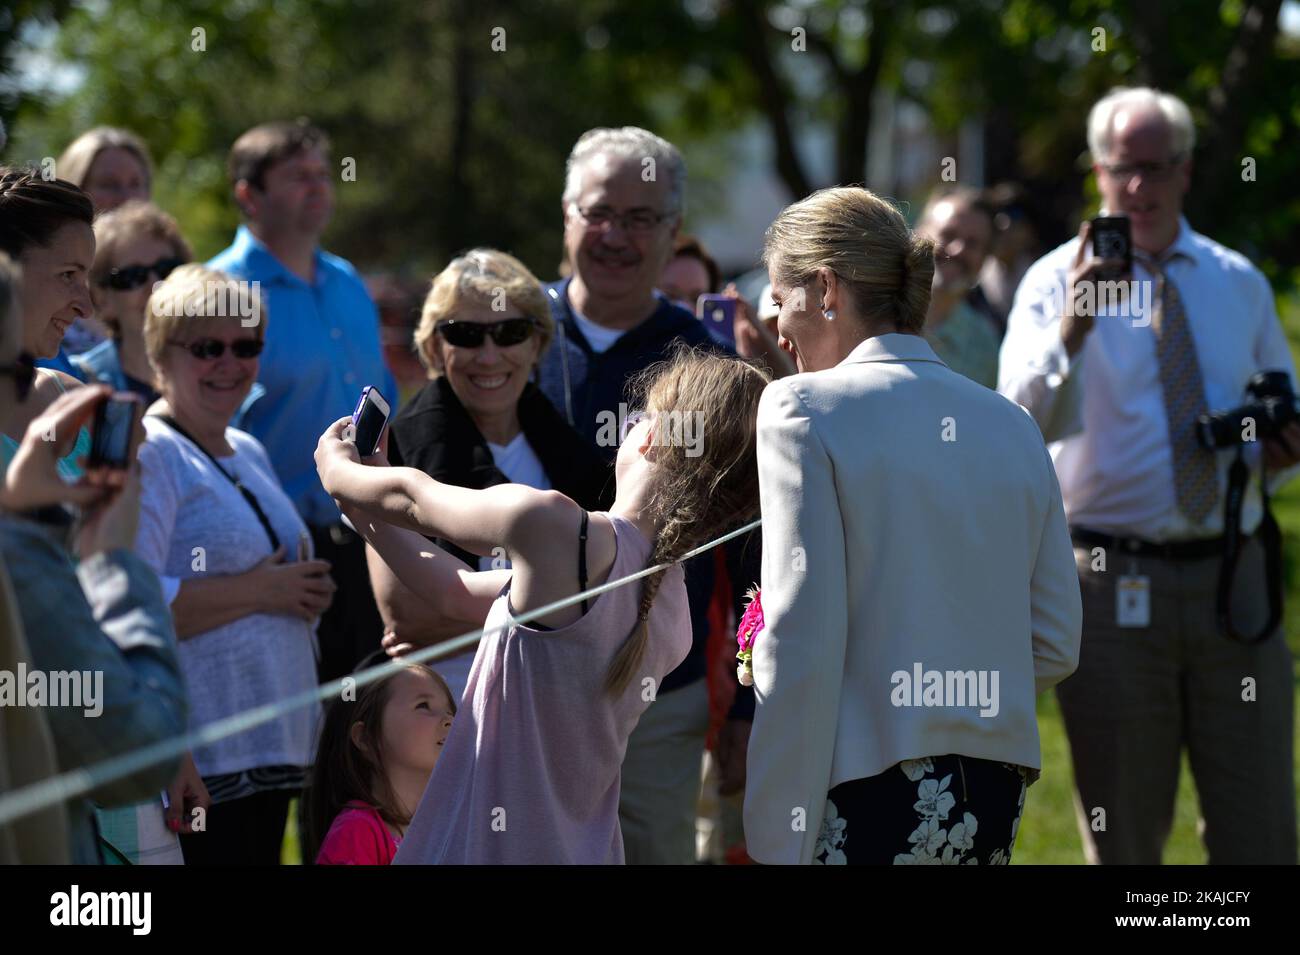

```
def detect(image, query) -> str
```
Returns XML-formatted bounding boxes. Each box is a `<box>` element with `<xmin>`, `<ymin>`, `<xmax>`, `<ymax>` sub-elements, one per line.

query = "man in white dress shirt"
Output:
<box><xmin>999</xmin><ymin>86</ymin><xmax>1299</xmax><ymax>864</ymax></box>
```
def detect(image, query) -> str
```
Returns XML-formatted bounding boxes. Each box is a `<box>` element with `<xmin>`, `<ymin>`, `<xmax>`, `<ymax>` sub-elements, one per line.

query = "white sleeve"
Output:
<box><xmin>134</xmin><ymin>436</ymin><xmax>181</xmax><ymax>577</ymax></box>
<box><xmin>1029</xmin><ymin>444</ymin><xmax>1083</xmax><ymax>695</ymax></box>
<box><xmin>743</xmin><ymin>380</ymin><xmax>848</xmax><ymax>865</ymax></box>
<box><xmin>998</xmin><ymin>255</ymin><xmax>1085</xmax><ymax>443</ymax></box>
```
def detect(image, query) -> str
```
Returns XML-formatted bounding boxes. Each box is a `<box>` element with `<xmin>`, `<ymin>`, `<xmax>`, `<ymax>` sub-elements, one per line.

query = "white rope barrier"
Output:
<box><xmin>0</xmin><ymin>516</ymin><xmax>762</xmax><ymax>828</ymax></box>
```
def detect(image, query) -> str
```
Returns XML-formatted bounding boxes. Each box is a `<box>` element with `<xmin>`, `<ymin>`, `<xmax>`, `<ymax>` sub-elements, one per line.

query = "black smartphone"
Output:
<box><xmin>350</xmin><ymin>385</ymin><xmax>391</xmax><ymax>456</ymax></box>
<box><xmin>87</xmin><ymin>395</ymin><xmax>138</xmax><ymax>470</ymax></box>
<box><xmin>1090</xmin><ymin>215</ymin><xmax>1132</xmax><ymax>281</ymax></box>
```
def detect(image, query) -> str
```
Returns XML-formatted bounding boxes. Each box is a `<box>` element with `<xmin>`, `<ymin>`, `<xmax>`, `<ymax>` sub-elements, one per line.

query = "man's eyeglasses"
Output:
<box><xmin>167</xmin><ymin>338</ymin><xmax>265</xmax><ymax>360</ymax></box>
<box><xmin>570</xmin><ymin>204</ymin><xmax>671</xmax><ymax>235</ymax></box>
<box><xmin>435</xmin><ymin>317</ymin><xmax>539</xmax><ymax>348</ymax></box>
<box><xmin>0</xmin><ymin>351</ymin><xmax>36</xmax><ymax>402</ymax></box>
<box><xmin>1098</xmin><ymin>155</ymin><xmax>1186</xmax><ymax>184</ymax></box>
<box><xmin>101</xmin><ymin>257</ymin><xmax>187</xmax><ymax>291</ymax></box>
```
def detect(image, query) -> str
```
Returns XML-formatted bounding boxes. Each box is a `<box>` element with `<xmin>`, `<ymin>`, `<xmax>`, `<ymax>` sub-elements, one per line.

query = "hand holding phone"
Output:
<box><xmin>350</xmin><ymin>386</ymin><xmax>391</xmax><ymax>457</ymax></box>
<box><xmin>1089</xmin><ymin>215</ymin><xmax>1132</xmax><ymax>281</ymax></box>
<box><xmin>88</xmin><ymin>394</ymin><xmax>141</xmax><ymax>470</ymax></box>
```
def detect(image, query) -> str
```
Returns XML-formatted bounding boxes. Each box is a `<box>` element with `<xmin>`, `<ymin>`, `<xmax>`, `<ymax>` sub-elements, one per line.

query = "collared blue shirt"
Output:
<box><xmin>209</xmin><ymin>225</ymin><xmax>396</xmax><ymax>526</ymax></box>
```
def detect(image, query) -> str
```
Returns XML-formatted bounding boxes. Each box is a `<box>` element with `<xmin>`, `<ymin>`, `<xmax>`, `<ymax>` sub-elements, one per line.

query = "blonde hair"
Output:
<box><xmin>604</xmin><ymin>346</ymin><xmax>771</xmax><ymax>696</ymax></box>
<box><xmin>91</xmin><ymin>201</ymin><xmax>192</xmax><ymax>330</ymax></box>
<box><xmin>144</xmin><ymin>264</ymin><xmax>266</xmax><ymax>378</ymax></box>
<box><xmin>56</xmin><ymin>127</ymin><xmax>153</xmax><ymax>195</ymax></box>
<box><xmin>413</xmin><ymin>248</ymin><xmax>553</xmax><ymax>375</ymax></box>
<box><xmin>763</xmin><ymin>186</ymin><xmax>934</xmax><ymax>334</ymax></box>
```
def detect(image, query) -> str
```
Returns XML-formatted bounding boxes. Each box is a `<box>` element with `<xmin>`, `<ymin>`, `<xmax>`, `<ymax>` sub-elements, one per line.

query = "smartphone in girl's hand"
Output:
<box><xmin>350</xmin><ymin>386</ymin><xmax>391</xmax><ymax>457</ymax></box>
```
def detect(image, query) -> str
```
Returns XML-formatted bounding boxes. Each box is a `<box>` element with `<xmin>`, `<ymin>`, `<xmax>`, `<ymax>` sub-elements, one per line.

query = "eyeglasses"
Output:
<box><xmin>1098</xmin><ymin>155</ymin><xmax>1186</xmax><ymax>184</ymax></box>
<box><xmin>0</xmin><ymin>351</ymin><xmax>36</xmax><ymax>403</ymax></box>
<box><xmin>101</xmin><ymin>257</ymin><xmax>187</xmax><ymax>291</ymax></box>
<box><xmin>167</xmin><ymin>338</ymin><xmax>264</xmax><ymax>360</ymax></box>
<box><xmin>570</xmin><ymin>204</ymin><xmax>671</xmax><ymax>234</ymax></box>
<box><xmin>434</xmin><ymin>317</ymin><xmax>539</xmax><ymax>348</ymax></box>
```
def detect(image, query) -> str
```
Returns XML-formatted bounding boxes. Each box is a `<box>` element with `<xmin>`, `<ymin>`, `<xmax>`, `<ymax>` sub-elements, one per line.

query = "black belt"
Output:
<box><xmin>1070</xmin><ymin>526</ymin><xmax>1228</xmax><ymax>561</ymax></box>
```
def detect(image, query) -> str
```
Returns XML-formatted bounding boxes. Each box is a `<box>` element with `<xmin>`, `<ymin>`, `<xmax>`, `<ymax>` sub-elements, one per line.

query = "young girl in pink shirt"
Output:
<box><xmin>306</xmin><ymin>660</ymin><xmax>457</xmax><ymax>865</ymax></box>
<box><xmin>315</xmin><ymin>349</ymin><xmax>768</xmax><ymax>863</ymax></box>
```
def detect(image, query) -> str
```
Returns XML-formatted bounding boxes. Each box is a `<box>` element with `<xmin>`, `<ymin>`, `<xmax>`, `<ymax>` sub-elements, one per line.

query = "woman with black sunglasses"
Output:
<box><xmin>371</xmin><ymin>248</ymin><xmax>610</xmax><ymax>701</ymax></box>
<box><xmin>72</xmin><ymin>200</ymin><xmax>191</xmax><ymax>407</ymax></box>
<box><xmin>135</xmin><ymin>263</ymin><xmax>332</xmax><ymax>865</ymax></box>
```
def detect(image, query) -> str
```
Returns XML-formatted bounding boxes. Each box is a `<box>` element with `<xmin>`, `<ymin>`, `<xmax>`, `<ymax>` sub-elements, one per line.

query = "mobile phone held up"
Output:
<box><xmin>1090</xmin><ymin>215</ymin><xmax>1132</xmax><ymax>281</ymax></box>
<box><xmin>88</xmin><ymin>395</ymin><xmax>139</xmax><ymax>470</ymax></box>
<box><xmin>350</xmin><ymin>385</ymin><xmax>391</xmax><ymax>457</ymax></box>
<box><xmin>696</xmin><ymin>294</ymin><xmax>737</xmax><ymax>330</ymax></box>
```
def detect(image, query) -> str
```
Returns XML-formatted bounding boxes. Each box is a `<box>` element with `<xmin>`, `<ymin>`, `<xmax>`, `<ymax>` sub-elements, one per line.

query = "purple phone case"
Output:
<box><xmin>697</xmin><ymin>295</ymin><xmax>736</xmax><ymax>325</ymax></box>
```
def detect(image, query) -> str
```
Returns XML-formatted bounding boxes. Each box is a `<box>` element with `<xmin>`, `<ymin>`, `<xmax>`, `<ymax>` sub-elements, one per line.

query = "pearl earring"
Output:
<box><xmin>823</xmin><ymin>308</ymin><xmax>836</xmax><ymax>321</ymax></box>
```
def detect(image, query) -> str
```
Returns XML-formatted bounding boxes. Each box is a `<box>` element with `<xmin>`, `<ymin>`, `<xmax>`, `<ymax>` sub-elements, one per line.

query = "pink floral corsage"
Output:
<box><xmin>735</xmin><ymin>586</ymin><xmax>765</xmax><ymax>687</ymax></box>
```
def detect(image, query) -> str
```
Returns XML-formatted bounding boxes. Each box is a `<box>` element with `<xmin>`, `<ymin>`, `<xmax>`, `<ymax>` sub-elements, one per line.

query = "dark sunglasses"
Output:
<box><xmin>101</xmin><ymin>257</ymin><xmax>187</xmax><ymax>291</ymax></box>
<box><xmin>435</xmin><ymin>317</ymin><xmax>539</xmax><ymax>348</ymax></box>
<box><xmin>0</xmin><ymin>351</ymin><xmax>36</xmax><ymax>402</ymax></box>
<box><xmin>167</xmin><ymin>338</ymin><xmax>265</xmax><ymax>360</ymax></box>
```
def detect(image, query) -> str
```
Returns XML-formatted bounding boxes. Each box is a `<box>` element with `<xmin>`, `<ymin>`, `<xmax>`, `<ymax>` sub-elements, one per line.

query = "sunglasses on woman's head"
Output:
<box><xmin>0</xmin><ymin>351</ymin><xmax>36</xmax><ymax>402</ymax></box>
<box><xmin>435</xmin><ymin>317</ymin><xmax>538</xmax><ymax>349</ymax></box>
<box><xmin>167</xmin><ymin>338</ymin><xmax>265</xmax><ymax>360</ymax></box>
<box><xmin>102</xmin><ymin>256</ymin><xmax>186</xmax><ymax>291</ymax></box>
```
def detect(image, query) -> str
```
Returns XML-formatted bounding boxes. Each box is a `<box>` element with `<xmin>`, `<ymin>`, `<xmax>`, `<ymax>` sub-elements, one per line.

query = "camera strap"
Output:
<box><xmin>149</xmin><ymin>414</ymin><xmax>282</xmax><ymax>554</ymax></box>
<box><xmin>1216</xmin><ymin>445</ymin><xmax>1283</xmax><ymax>643</ymax></box>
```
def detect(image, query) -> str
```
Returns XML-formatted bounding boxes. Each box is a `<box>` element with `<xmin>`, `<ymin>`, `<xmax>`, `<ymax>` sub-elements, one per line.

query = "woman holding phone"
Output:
<box><xmin>134</xmin><ymin>264</ymin><xmax>333</xmax><ymax>865</ymax></box>
<box><xmin>0</xmin><ymin>250</ymin><xmax>192</xmax><ymax>865</ymax></box>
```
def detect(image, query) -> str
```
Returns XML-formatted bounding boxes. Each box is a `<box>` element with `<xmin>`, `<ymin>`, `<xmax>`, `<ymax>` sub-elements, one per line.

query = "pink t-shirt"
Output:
<box><xmin>316</xmin><ymin>802</ymin><xmax>400</xmax><ymax>865</ymax></box>
<box><xmin>394</xmin><ymin>513</ymin><xmax>691</xmax><ymax>864</ymax></box>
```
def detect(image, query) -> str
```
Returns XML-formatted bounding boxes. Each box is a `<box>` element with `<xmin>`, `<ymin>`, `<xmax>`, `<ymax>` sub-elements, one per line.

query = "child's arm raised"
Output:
<box><xmin>344</xmin><ymin>501</ymin><xmax>509</xmax><ymax>632</ymax></box>
<box><xmin>316</xmin><ymin>416</ymin><xmax>542</xmax><ymax>557</ymax></box>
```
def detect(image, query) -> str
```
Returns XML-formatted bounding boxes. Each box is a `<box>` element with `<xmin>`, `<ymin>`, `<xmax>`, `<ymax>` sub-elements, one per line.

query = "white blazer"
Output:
<box><xmin>743</xmin><ymin>333</ymin><xmax>1081</xmax><ymax>864</ymax></box>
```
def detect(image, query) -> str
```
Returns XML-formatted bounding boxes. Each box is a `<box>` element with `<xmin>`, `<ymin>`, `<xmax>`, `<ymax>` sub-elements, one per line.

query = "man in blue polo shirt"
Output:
<box><xmin>540</xmin><ymin>126</ymin><xmax>751</xmax><ymax>865</ymax></box>
<box><xmin>210</xmin><ymin>120</ymin><xmax>394</xmax><ymax>684</ymax></box>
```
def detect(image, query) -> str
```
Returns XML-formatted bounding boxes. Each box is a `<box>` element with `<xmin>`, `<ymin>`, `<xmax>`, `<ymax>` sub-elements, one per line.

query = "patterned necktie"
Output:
<box><xmin>1137</xmin><ymin>251</ymin><xmax>1217</xmax><ymax>524</ymax></box>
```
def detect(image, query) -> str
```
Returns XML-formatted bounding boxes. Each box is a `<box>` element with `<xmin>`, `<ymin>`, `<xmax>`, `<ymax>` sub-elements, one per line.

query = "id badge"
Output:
<box><xmin>1116</xmin><ymin>575</ymin><xmax>1151</xmax><ymax>628</ymax></box>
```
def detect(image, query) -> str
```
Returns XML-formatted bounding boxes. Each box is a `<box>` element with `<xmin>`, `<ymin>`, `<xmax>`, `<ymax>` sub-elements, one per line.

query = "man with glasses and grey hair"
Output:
<box><xmin>538</xmin><ymin>126</ymin><xmax>746</xmax><ymax>865</ymax></box>
<box><xmin>999</xmin><ymin>86</ymin><xmax>1299</xmax><ymax>863</ymax></box>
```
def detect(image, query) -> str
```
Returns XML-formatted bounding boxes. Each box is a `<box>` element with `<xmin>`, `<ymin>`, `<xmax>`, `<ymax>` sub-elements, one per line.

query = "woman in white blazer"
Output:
<box><xmin>743</xmin><ymin>187</ymin><xmax>1082</xmax><ymax>865</ymax></box>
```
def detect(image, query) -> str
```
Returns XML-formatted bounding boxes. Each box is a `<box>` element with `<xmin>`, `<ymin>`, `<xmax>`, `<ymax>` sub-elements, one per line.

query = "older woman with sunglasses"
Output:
<box><xmin>370</xmin><ymin>248</ymin><xmax>609</xmax><ymax>700</ymax></box>
<box><xmin>134</xmin><ymin>264</ymin><xmax>333</xmax><ymax>865</ymax></box>
<box><xmin>72</xmin><ymin>201</ymin><xmax>189</xmax><ymax>406</ymax></box>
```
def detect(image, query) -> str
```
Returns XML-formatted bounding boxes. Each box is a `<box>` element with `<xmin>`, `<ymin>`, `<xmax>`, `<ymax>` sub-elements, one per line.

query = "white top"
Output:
<box><xmin>472</xmin><ymin>434</ymin><xmax>552</xmax><ymax>575</ymax></box>
<box><xmin>571</xmin><ymin>310</ymin><xmax>625</xmax><ymax>353</ymax></box>
<box><xmin>487</xmin><ymin>432</ymin><xmax>551</xmax><ymax>491</ymax></box>
<box><xmin>998</xmin><ymin>217</ymin><xmax>1298</xmax><ymax>541</ymax></box>
<box><xmin>744</xmin><ymin>334</ymin><xmax>1082</xmax><ymax>865</ymax></box>
<box><xmin>135</xmin><ymin>417</ymin><xmax>321</xmax><ymax>776</ymax></box>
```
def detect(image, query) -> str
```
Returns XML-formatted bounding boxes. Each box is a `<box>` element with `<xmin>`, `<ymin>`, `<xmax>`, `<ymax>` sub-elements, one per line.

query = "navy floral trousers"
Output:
<box><xmin>813</xmin><ymin>754</ymin><xmax>1029</xmax><ymax>865</ymax></box>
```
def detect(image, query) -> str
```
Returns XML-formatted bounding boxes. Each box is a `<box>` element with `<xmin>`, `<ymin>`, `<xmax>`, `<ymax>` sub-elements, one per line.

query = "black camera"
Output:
<box><xmin>1195</xmin><ymin>371</ymin><xmax>1300</xmax><ymax>449</ymax></box>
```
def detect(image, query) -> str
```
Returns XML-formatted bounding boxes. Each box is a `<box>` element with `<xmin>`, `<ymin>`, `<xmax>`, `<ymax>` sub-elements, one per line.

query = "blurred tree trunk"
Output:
<box><xmin>1185</xmin><ymin>0</ymin><xmax>1283</xmax><ymax>230</ymax></box>
<box><xmin>733</xmin><ymin>0</ymin><xmax>898</xmax><ymax>198</ymax></box>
